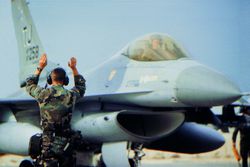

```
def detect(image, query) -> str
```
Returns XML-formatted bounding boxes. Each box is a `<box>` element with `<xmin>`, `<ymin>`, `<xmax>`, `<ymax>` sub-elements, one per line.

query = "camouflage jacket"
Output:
<box><xmin>26</xmin><ymin>74</ymin><xmax>86</xmax><ymax>132</ymax></box>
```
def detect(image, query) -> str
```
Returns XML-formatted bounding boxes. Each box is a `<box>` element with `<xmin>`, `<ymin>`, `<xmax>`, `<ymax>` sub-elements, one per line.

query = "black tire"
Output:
<box><xmin>19</xmin><ymin>159</ymin><xmax>34</xmax><ymax>167</ymax></box>
<box><xmin>129</xmin><ymin>158</ymin><xmax>135</xmax><ymax>167</ymax></box>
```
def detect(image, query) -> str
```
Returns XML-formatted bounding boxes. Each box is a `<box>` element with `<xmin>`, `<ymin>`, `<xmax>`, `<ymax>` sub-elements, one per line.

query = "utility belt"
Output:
<box><xmin>29</xmin><ymin>120</ymin><xmax>79</xmax><ymax>159</ymax></box>
<box><xmin>41</xmin><ymin>120</ymin><xmax>72</xmax><ymax>137</ymax></box>
<box><xmin>29</xmin><ymin>134</ymin><xmax>72</xmax><ymax>162</ymax></box>
<box><xmin>29</xmin><ymin>130</ymin><xmax>82</xmax><ymax>159</ymax></box>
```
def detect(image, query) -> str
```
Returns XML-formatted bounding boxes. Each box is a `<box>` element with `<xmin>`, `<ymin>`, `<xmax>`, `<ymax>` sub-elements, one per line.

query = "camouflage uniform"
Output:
<box><xmin>26</xmin><ymin>74</ymin><xmax>86</xmax><ymax>167</ymax></box>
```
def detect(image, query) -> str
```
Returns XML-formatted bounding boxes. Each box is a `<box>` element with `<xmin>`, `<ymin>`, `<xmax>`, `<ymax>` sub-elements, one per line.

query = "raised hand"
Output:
<box><xmin>39</xmin><ymin>53</ymin><xmax>47</xmax><ymax>69</ymax></box>
<box><xmin>68</xmin><ymin>57</ymin><xmax>77</xmax><ymax>70</ymax></box>
<box><xmin>68</xmin><ymin>57</ymin><xmax>79</xmax><ymax>75</ymax></box>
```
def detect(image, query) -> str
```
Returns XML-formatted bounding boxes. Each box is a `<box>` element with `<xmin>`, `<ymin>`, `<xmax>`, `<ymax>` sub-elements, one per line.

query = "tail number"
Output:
<box><xmin>26</xmin><ymin>45</ymin><xmax>39</xmax><ymax>62</ymax></box>
<box><xmin>22</xmin><ymin>25</ymin><xmax>39</xmax><ymax>62</ymax></box>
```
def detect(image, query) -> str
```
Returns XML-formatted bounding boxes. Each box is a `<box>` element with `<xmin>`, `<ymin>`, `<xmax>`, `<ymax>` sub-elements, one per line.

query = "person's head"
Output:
<box><xmin>47</xmin><ymin>67</ymin><xmax>69</xmax><ymax>86</ymax></box>
<box><xmin>150</xmin><ymin>34</ymin><xmax>162</xmax><ymax>49</ymax></box>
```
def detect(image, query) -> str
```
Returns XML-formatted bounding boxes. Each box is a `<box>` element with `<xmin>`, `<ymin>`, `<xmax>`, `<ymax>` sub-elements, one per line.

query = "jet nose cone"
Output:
<box><xmin>176</xmin><ymin>66</ymin><xmax>241</xmax><ymax>106</ymax></box>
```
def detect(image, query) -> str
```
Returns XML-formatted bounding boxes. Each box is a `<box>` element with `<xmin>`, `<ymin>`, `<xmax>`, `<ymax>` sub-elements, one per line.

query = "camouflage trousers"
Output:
<box><xmin>36</xmin><ymin>131</ymin><xmax>75</xmax><ymax>167</ymax></box>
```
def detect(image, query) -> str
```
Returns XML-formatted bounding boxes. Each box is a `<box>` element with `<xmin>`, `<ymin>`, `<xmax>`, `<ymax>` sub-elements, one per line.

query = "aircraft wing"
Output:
<box><xmin>0</xmin><ymin>98</ymin><xmax>39</xmax><ymax>127</ymax></box>
<box><xmin>0</xmin><ymin>89</ymin><xmax>153</xmax><ymax>127</ymax></box>
<box><xmin>0</xmin><ymin>93</ymin><xmax>226</xmax><ymax>155</ymax></box>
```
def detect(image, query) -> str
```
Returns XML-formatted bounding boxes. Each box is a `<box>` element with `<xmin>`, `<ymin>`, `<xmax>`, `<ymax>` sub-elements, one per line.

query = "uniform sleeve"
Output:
<box><xmin>232</xmin><ymin>127</ymin><xmax>239</xmax><ymax>143</ymax></box>
<box><xmin>25</xmin><ymin>75</ymin><xmax>46</xmax><ymax>100</ymax></box>
<box><xmin>70</xmin><ymin>74</ymin><xmax>86</xmax><ymax>102</ymax></box>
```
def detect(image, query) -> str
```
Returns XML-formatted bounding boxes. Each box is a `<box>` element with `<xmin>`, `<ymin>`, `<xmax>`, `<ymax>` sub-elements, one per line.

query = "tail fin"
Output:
<box><xmin>11</xmin><ymin>0</ymin><xmax>57</xmax><ymax>87</ymax></box>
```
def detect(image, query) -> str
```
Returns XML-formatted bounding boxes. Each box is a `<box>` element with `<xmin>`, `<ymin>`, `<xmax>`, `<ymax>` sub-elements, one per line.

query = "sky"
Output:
<box><xmin>0</xmin><ymin>0</ymin><xmax>249</xmax><ymax>97</ymax></box>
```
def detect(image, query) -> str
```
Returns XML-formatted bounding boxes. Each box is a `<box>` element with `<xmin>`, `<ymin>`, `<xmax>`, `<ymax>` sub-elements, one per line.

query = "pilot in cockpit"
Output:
<box><xmin>125</xmin><ymin>33</ymin><xmax>187</xmax><ymax>62</ymax></box>
<box><xmin>142</xmin><ymin>35</ymin><xmax>177</xmax><ymax>61</ymax></box>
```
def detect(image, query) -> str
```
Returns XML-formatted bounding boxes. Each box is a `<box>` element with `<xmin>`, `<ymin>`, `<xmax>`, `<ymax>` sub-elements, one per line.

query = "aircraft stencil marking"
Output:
<box><xmin>108</xmin><ymin>70</ymin><xmax>117</xmax><ymax>81</ymax></box>
<box><xmin>23</xmin><ymin>25</ymin><xmax>32</xmax><ymax>46</ymax></box>
<box><xmin>126</xmin><ymin>80</ymin><xmax>139</xmax><ymax>87</ymax></box>
<box><xmin>139</xmin><ymin>75</ymin><xmax>159</xmax><ymax>84</ymax></box>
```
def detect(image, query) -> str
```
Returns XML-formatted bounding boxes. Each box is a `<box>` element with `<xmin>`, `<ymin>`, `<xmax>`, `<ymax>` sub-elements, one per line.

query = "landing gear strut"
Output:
<box><xmin>129</xmin><ymin>143</ymin><xmax>145</xmax><ymax>167</ymax></box>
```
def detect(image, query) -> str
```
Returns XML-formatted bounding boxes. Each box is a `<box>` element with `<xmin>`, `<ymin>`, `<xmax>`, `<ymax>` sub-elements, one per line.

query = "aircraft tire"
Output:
<box><xmin>129</xmin><ymin>158</ymin><xmax>135</xmax><ymax>167</ymax></box>
<box><xmin>19</xmin><ymin>159</ymin><xmax>34</xmax><ymax>167</ymax></box>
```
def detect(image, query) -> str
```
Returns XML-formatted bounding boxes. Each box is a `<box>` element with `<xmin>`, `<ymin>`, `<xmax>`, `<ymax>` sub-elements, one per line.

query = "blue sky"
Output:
<box><xmin>0</xmin><ymin>0</ymin><xmax>249</xmax><ymax>97</ymax></box>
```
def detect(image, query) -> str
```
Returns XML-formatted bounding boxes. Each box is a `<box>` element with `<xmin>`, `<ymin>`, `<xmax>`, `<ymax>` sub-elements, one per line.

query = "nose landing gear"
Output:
<box><xmin>129</xmin><ymin>143</ymin><xmax>145</xmax><ymax>167</ymax></box>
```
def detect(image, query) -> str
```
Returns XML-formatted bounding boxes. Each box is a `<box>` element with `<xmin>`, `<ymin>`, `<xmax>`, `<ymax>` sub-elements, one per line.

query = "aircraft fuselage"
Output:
<box><xmin>85</xmin><ymin>55</ymin><xmax>241</xmax><ymax>108</ymax></box>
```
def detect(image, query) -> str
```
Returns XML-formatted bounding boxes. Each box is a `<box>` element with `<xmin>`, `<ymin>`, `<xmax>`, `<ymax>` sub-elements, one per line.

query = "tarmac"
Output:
<box><xmin>0</xmin><ymin>155</ymin><xmax>241</xmax><ymax>167</ymax></box>
<box><xmin>144</xmin><ymin>163</ymin><xmax>237</xmax><ymax>167</ymax></box>
<box><xmin>142</xmin><ymin>159</ymin><xmax>239</xmax><ymax>167</ymax></box>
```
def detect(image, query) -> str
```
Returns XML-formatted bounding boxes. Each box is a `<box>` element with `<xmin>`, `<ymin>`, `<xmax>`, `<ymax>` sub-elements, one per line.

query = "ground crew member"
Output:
<box><xmin>232</xmin><ymin>107</ymin><xmax>250</xmax><ymax>167</ymax></box>
<box><xmin>25</xmin><ymin>53</ymin><xmax>86</xmax><ymax>167</ymax></box>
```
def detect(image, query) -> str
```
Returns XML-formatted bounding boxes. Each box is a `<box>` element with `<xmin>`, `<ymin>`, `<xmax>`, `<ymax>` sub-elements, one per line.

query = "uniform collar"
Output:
<box><xmin>51</xmin><ymin>85</ymin><xmax>64</xmax><ymax>89</ymax></box>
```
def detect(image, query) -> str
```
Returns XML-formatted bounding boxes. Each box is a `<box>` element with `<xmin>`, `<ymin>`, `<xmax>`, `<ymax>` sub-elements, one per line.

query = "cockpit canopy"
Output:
<box><xmin>123</xmin><ymin>33</ymin><xmax>189</xmax><ymax>61</ymax></box>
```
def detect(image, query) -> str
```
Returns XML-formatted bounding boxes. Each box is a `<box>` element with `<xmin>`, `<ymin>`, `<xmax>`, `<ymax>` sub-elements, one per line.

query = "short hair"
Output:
<box><xmin>51</xmin><ymin>68</ymin><xmax>66</xmax><ymax>82</ymax></box>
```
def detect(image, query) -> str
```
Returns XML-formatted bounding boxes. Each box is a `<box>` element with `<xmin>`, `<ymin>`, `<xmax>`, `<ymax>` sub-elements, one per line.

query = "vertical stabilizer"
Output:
<box><xmin>11</xmin><ymin>0</ymin><xmax>57</xmax><ymax>87</ymax></box>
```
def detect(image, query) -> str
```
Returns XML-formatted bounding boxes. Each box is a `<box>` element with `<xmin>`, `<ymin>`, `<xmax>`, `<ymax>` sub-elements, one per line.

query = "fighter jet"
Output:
<box><xmin>0</xmin><ymin>0</ymin><xmax>242</xmax><ymax>166</ymax></box>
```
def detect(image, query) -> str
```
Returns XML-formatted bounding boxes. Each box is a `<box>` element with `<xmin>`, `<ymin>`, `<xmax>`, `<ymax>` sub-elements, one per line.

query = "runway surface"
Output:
<box><xmin>142</xmin><ymin>159</ymin><xmax>238</xmax><ymax>167</ymax></box>
<box><xmin>0</xmin><ymin>162</ymin><xmax>239</xmax><ymax>167</ymax></box>
<box><xmin>0</xmin><ymin>156</ymin><xmax>240</xmax><ymax>167</ymax></box>
<box><xmin>0</xmin><ymin>162</ymin><xmax>240</xmax><ymax>167</ymax></box>
<box><xmin>143</xmin><ymin>162</ymin><xmax>237</xmax><ymax>167</ymax></box>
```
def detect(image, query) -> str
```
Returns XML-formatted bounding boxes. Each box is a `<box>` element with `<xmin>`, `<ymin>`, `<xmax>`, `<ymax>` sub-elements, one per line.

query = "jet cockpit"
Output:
<box><xmin>123</xmin><ymin>33</ymin><xmax>188</xmax><ymax>61</ymax></box>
